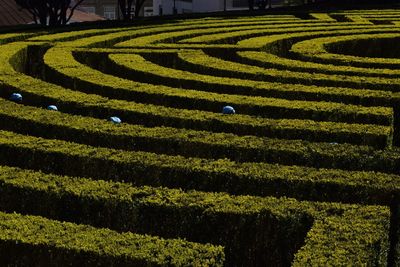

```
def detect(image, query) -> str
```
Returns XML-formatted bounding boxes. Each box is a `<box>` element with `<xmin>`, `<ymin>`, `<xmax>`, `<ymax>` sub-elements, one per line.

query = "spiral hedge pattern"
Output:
<box><xmin>2</xmin><ymin>9</ymin><xmax>400</xmax><ymax>266</ymax></box>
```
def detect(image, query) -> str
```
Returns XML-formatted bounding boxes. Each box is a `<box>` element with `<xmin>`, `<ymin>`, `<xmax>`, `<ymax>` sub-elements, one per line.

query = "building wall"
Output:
<box><xmin>152</xmin><ymin>0</ymin><xmax>252</xmax><ymax>16</ymax></box>
<box><xmin>193</xmin><ymin>0</ymin><xmax>224</xmax><ymax>13</ymax></box>
<box><xmin>81</xmin><ymin>0</ymin><xmax>290</xmax><ymax>18</ymax></box>
<box><xmin>80</xmin><ymin>0</ymin><xmax>153</xmax><ymax>19</ymax></box>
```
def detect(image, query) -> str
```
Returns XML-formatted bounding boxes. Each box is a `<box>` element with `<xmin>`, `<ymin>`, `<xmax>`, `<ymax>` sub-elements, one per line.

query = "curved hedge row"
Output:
<box><xmin>2</xmin><ymin>8</ymin><xmax>400</xmax><ymax>266</ymax></box>
<box><xmin>0</xmin><ymin>211</ymin><xmax>225</xmax><ymax>266</ymax></box>
<box><xmin>41</xmin><ymin>46</ymin><xmax>393</xmax><ymax>125</ymax></box>
<box><xmin>0</xmin><ymin>166</ymin><xmax>390</xmax><ymax>266</ymax></box>
<box><xmin>291</xmin><ymin>32</ymin><xmax>400</xmax><ymax>68</ymax></box>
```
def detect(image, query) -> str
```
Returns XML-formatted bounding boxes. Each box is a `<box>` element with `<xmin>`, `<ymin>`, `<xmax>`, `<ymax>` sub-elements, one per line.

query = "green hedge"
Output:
<box><xmin>2</xmin><ymin>130</ymin><xmax>400</xmax><ymax>205</ymax></box>
<box><xmin>176</xmin><ymin>49</ymin><xmax>395</xmax><ymax>106</ymax></box>
<box><xmin>42</xmin><ymin>46</ymin><xmax>393</xmax><ymax>125</ymax></box>
<box><xmin>128</xmin><ymin>44</ymin><xmax>400</xmax><ymax>95</ymax></box>
<box><xmin>28</xmin><ymin>28</ymin><xmax>126</xmax><ymax>42</ymax></box>
<box><xmin>107</xmin><ymin>50</ymin><xmax>394</xmax><ymax>107</ymax></box>
<box><xmin>181</xmin><ymin>23</ymin><xmax>377</xmax><ymax>44</ymax></box>
<box><xmin>291</xmin><ymin>32</ymin><xmax>400</xmax><ymax>69</ymax></box>
<box><xmin>174</xmin><ymin>46</ymin><xmax>400</xmax><ymax>94</ymax></box>
<box><xmin>3</xmin><ymin>75</ymin><xmax>390</xmax><ymax>146</ymax></box>
<box><xmin>326</xmin><ymin>36</ymin><xmax>400</xmax><ymax>59</ymax></box>
<box><xmin>292</xmin><ymin>206</ymin><xmax>390</xmax><ymax>266</ymax></box>
<box><xmin>50</xmin><ymin>19</ymin><xmax>299</xmax><ymax>49</ymax></box>
<box><xmin>1</xmin><ymin>11</ymin><xmax>400</xmax><ymax>265</ymax></box>
<box><xmin>0</xmin><ymin>99</ymin><xmax>392</xmax><ymax>152</ymax></box>
<box><xmin>115</xmin><ymin>21</ymin><xmax>353</xmax><ymax>47</ymax></box>
<box><xmin>237</xmin><ymin>50</ymin><xmax>400</xmax><ymax>79</ymax></box>
<box><xmin>0</xmin><ymin>42</ymin><xmax>312</xmax><ymax>141</ymax></box>
<box><xmin>0</xmin><ymin>166</ymin><xmax>311</xmax><ymax>266</ymax></box>
<box><xmin>5</xmin><ymin>42</ymin><xmax>390</xmax><ymax>147</ymax></box>
<box><xmin>0</xmin><ymin>166</ymin><xmax>391</xmax><ymax>266</ymax></box>
<box><xmin>0</xmin><ymin>211</ymin><xmax>225</xmax><ymax>266</ymax></box>
<box><xmin>237</xmin><ymin>27</ymin><xmax>400</xmax><ymax>70</ymax></box>
<box><xmin>0</xmin><ymin>33</ymin><xmax>36</xmax><ymax>45</ymax></box>
<box><xmin>0</xmin><ymin>41</ymin><xmax>392</xmax><ymax>130</ymax></box>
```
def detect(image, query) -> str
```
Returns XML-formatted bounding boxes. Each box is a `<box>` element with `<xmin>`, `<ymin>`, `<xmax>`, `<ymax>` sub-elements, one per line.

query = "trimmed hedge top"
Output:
<box><xmin>2</xmin><ymin>8</ymin><xmax>400</xmax><ymax>266</ymax></box>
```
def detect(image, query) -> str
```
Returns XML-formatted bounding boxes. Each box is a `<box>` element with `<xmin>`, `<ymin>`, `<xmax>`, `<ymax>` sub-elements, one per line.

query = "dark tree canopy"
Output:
<box><xmin>248</xmin><ymin>0</ymin><xmax>254</xmax><ymax>10</ymax></box>
<box><xmin>15</xmin><ymin>0</ymin><xmax>85</xmax><ymax>26</ymax></box>
<box><xmin>118</xmin><ymin>0</ymin><xmax>146</xmax><ymax>20</ymax></box>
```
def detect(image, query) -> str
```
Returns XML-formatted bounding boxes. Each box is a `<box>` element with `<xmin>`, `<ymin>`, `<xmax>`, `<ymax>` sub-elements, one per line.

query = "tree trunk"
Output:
<box><xmin>119</xmin><ymin>0</ymin><xmax>128</xmax><ymax>20</ymax></box>
<box><xmin>60</xmin><ymin>6</ymin><xmax>67</xmax><ymax>25</ymax></box>
<box><xmin>48</xmin><ymin>8</ymin><xmax>57</xmax><ymax>26</ymax></box>
<box><xmin>119</xmin><ymin>0</ymin><xmax>135</xmax><ymax>20</ymax></box>
<box><xmin>127</xmin><ymin>0</ymin><xmax>133</xmax><ymax>19</ymax></box>
<box><xmin>135</xmin><ymin>0</ymin><xmax>145</xmax><ymax>17</ymax></box>
<box><xmin>38</xmin><ymin>6</ymin><xmax>47</xmax><ymax>25</ymax></box>
<box><xmin>248</xmin><ymin>0</ymin><xmax>254</xmax><ymax>10</ymax></box>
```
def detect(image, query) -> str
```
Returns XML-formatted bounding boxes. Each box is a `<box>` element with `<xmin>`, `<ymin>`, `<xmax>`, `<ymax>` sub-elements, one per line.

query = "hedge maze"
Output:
<box><xmin>2</xmin><ymin>8</ymin><xmax>400</xmax><ymax>266</ymax></box>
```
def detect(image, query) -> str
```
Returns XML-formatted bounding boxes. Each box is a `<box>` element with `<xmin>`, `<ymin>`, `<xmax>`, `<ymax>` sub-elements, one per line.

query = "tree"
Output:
<box><xmin>248</xmin><ymin>0</ymin><xmax>255</xmax><ymax>10</ymax></box>
<box><xmin>15</xmin><ymin>0</ymin><xmax>85</xmax><ymax>26</ymax></box>
<box><xmin>134</xmin><ymin>0</ymin><xmax>146</xmax><ymax>17</ymax></box>
<box><xmin>118</xmin><ymin>0</ymin><xmax>146</xmax><ymax>20</ymax></box>
<box><xmin>256</xmin><ymin>0</ymin><xmax>267</xmax><ymax>9</ymax></box>
<box><xmin>118</xmin><ymin>0</ymin><xmax>134</xmax><ymax>20</ymax></box>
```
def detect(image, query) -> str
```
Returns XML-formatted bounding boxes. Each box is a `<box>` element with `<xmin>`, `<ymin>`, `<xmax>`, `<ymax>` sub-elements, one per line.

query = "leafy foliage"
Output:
<box><xmin>118</xmin><ymin>0</ymin><xmax>147</xmax><ymax>20</ymax></box>
<box><xmin>15</xmin><ymin>0</ymin><xmax>85</xmax><ymax>26</ymax></box>
<box><xmin>1</xmin><ymin>8</ymin><xmax>400</xmax><ymax>265</ymax></box>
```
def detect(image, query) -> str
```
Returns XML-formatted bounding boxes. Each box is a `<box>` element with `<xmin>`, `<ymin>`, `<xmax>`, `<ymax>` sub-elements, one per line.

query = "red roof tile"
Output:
<box><xmin>0</xmin><ymin>0</ymin><xmax>104</xmax><ymax>27</ymax></box>
<box><xmin>0</xmin><ymin>0</ymin><xmax>32</xmax><ymax>26</ymax></box>
<box><xmin>68</xmin><ymin>9</ymin><xmax>105</xmax><ymax>23</ymax></box>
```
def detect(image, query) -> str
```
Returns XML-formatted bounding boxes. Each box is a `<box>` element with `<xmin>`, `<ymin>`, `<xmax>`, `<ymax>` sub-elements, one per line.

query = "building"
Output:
<box><xmin>152</xmin><ymin>0</ymin><xmax>242</xmax><ymax>16</ymax></box>
<box><xmin>153</xmin><ymin>0</ymin><xmax>218</xmax><ymax>15</ymax></box>
<box><xmin>0</xmin><ymin>0</ymin><xmax>32</xmax><ymax>26</ymax></box>
<box><xmin>79</xmin><ymin>0</ymin><xmax>315</xmax><ymax>19</ymax></box>
<box><xmin>152</xmin><ymin>0</ymin><xmax>290</xmax><ymax>16</ymax></box>
<box><xmin>80</xmin><ymin>0</ymin><xmax>154</xmax><ymax>19</ymax></box>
